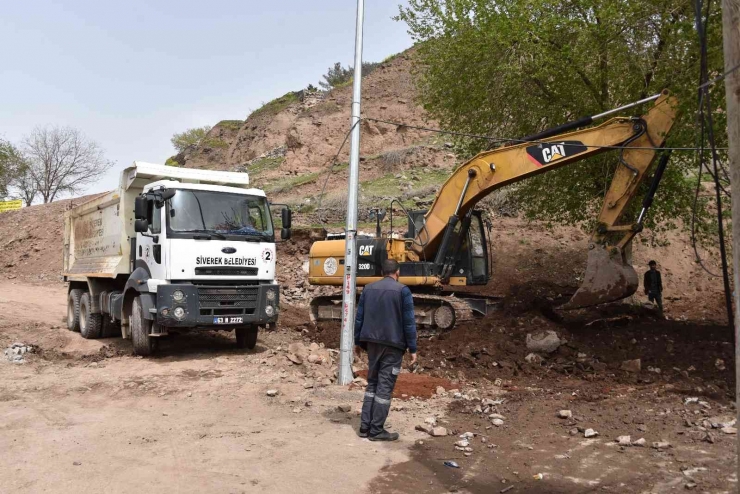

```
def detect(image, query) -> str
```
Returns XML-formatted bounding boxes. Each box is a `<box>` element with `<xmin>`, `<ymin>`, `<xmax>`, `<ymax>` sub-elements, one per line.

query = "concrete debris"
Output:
<box><xmin>632</xmin><ymin>438</ymin><xmax>646</xmax><ymax>447</ymax></box>
<box><xmin>491</xmin><ymin>418</ymin><xmax>504</xmax><ymax>427</ymax></box>
<box><xmin>336</xmin><ymin>404</ymin><xmax>352</xmax><ymax>413</ymax></box>
<box><xmin>557</xmin><ymin>410</ymin><xmax>572</xmax><ymax>419</ymax></box>
<box><xmin>720</xmin><ymin>427</ymin><xmax>737</xmax><ymax>435</ymax></box>
<box><xmin>307</xmin><ymin>354</ymin><xmax>322</xmax><ymax>364</ymax></box>
<box><xmin>584</xmin><ymin>429</ymin><xmax>599</xmax><ymax>438</ymax></box>
<box><xmin>302</xmin><ymin>382</ymin><xmax>314</xmax><ymax>389</ymax></box>
<box><xmin>435</xmin><ymin>386</ymin><xmax>446</xmax><ymax>396</ymax></box>
<box><xmin>424</xmin><ymin>417</ymin><xmax>438</xmax><ymax>426</ymax></box>
<box><xmin>489</xmin><ymin>413</ymin><xmax>506</xmax><ymax>420</ymax></box>
<box><xmin>430</xmin><ymin>426</ymin><xmax>448</xmax><ymax>437</ymax></box>
<box><xmin>525</xmin><ymin>330</ymin><xmax>561</xmax><ymax>354</ymax></box>
<box><xmin>4</xmin><ymin>343</ymin><xmax>35</xmax><ymax>363</ymax></box>
<box><xmin>707</xmin><ymin>415</ymin><xmax>736</xmax><ymax>429</ymax></box>
<box><xmin>525</xmin><ymin>353</ymin><xmax>543</xmax><ymax>364</ymax></box>
<box><xmin>287</xmin><ymin>354</ymin><xmax>303</xmax><ymax>365</ymax></box>
<box><xmin>615</xmin><ymin>435</ymin><xmax>631</xmax><ymax>446</ymax></box>
<box><xmin>460</xmin><ymin>432</ymin><xmax>475</xmax><ymax>439</ymax></box>
<box><xmin>455</xmin><ymin>439</ymin><xmax>470</xmax><ymax>448</ymax></box>
<box><xmin>620</xmin><ymin>359</ymin><xmax>641</xmax><ymax>373</ymax></box>
<box><xmin>415</xmin><ymin>424</ymin><xmax>433</xmax><ymax>434</ymax></box>
<box><xmin>651</xmin><ymin>441</ymin><xmax>671</xmax><ymax>449</ymax></box>
<box><xmin>715</xmin><ymin>358</ymin><xmax>725</xmax><ymax>371</ymax></box>
<box><xmin>266</xmin><ymin>389</ymin><xmax>279</xmax><ymax>397</ymax></box>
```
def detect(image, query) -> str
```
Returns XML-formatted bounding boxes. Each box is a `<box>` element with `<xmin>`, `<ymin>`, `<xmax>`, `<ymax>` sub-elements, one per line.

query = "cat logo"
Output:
<box><xmin>525</xmin><ymin>140</ymin><xmax>588</xmax><ymax>167</ymax></box>
<box><xmin>358</xmin><ymin>244</ymin><xmax>374</xmax><ymax>256</ymax></box>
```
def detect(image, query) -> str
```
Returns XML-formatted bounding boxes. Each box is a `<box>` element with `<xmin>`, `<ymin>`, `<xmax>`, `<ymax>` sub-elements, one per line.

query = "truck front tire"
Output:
<box><xmin>131</xmin><ymin>296</ymin><xmax>155</xmax><ymax>356</ymax></box>
<box><xmin>79</xmin><ymin>292</ymin><xmax>103</xmax><ymax>339</ymax></box>
<box><xmin>235</xmin><ymin>327</ymin><xmax>258</xmax><ymax>349</ymax></box>
<box><xmin>67</xmin><ymin>289</ymin><xmax>84</xmax><ymax>332</ymax></box>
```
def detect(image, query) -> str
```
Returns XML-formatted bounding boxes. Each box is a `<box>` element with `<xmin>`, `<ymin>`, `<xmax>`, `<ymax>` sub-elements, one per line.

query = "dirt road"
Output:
<box><xmin>0</xmin><ymin>282</ymin><xmax>408</xmax><ymax>493</ymax></box>
<box><xmin>0</xmin><ymin>281</ymin><xmax>736</xmax><ymax>493</ymax></box>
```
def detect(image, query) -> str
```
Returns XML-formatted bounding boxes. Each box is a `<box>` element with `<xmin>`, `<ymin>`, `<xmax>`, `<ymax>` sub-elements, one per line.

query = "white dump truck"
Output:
<box><xmin>63</xmin><ymin>161</ymin><xmax>291</xmax><ymax>355</ymax></box>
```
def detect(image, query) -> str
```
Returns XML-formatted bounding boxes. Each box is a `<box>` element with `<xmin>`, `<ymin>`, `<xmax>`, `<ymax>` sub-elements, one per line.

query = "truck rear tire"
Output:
<box><xmin>79</xmin><ymin>292</ymin><xmax>103</xmax><ymax>339</ymax></box>
<box><xmin>131</xmin><ymin>297</ymin><xmax>155</xmax><ymax>356</ymax></box>
<box><xmin>67</xmin><ymin>289</ymin><xmax>84</xmax><ymax>332</ymax></box>
<box><xmin>235</xmin><ymin>327</ymin><xmax>258</xmax><ymax>349</ymax></box>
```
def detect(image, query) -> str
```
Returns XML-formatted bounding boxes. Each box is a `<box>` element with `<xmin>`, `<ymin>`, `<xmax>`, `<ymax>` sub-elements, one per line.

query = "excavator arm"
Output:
<box><xmin>413</xmin><ymin>90</ymin><xmax>676</xmax><ymax>308</ymax></box>
<box><xmin>308</xmin><ymin>91</ymin><xmax>677</xmax><ymax>326</ymax></box>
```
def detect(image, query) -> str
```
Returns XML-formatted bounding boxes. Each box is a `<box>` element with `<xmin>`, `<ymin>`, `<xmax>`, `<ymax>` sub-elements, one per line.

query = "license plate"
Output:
<box><xmin>213</xmin><ymin>316</ymin><xmax>243</xmax><ymax>324</ymax></box>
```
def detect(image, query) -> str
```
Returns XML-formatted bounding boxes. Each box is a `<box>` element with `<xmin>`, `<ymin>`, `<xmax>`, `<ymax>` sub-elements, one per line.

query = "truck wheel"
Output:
<box><xmin>101</xmin><ymin>317</ymin><xmax>122</xmax><ymax>338</ymax></box>
<box><xmin>79</xmin><ymin>292</ymin><xmax>103</xmax><ymax>339</ymax></box>
<box><xmin>67</xmin><ymin>289</ymin><xmax>84</xmax><ymax>332</ymax></box>
<box><xmin>131</xmin><ymin>297</ymin><xmax>155</xmax><ymax>356</ymax></box>
<box><xmin>235</xmin><ymin>327</ymin><xmax>258</xmax><ymax>349</ymax></box>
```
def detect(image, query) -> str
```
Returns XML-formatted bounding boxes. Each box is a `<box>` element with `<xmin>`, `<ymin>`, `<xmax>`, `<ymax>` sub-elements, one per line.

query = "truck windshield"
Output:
<box><xmin>168</xmin><ymin>189</ymin><xmax>273</xmax><ymax>239</ymax></box>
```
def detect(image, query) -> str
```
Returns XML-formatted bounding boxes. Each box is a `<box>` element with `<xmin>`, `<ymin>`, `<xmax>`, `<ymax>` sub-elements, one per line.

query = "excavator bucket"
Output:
<box><xmin>560</xmin><ymin>244</ymin><xmax>638</xmax><ymax>310</ymax></box>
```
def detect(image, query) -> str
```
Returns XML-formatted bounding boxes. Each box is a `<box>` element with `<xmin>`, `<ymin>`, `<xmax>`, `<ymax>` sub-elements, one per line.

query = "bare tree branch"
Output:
<box><xmin>22</xmin><ymin>126</ymin><xmax>114</xmax><ymax>203</ymax></box>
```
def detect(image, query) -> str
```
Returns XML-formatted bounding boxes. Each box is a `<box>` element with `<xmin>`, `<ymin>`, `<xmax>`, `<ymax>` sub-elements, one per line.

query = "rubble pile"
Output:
<box><xmin>4</xmin><ymin>342</ymin><xmax>35</xmax><ymax>364</ymax></box>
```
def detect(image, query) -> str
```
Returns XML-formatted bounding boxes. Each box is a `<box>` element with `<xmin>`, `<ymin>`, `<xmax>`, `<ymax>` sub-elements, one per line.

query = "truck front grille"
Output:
<box><xmin>198</xmin><ymin>286</ymin><xmax>259</xmax><ymax>316</ymax></box>
<box><xmin>195</xmin><ymin>267</ymin><xmax>258</xmax><ymax>276</ymax></box>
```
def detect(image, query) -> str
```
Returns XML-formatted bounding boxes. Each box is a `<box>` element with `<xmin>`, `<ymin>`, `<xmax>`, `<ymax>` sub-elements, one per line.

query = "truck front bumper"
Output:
<box><xmin>155</xmin><ymin>283</ymin><xmax>279</xmax><ymax>328</ymax></box>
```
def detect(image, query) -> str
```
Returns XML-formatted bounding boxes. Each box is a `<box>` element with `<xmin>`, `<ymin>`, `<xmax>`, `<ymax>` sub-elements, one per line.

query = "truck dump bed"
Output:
<box><xmin>62</xmin><ymin>162</ymin><xmax>252</xmax><ymax>281</ymax></box>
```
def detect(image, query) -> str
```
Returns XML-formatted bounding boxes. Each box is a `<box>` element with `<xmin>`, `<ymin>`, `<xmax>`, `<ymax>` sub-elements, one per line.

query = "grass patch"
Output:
<box><xmin>249</xmin><ymin>91</ymin><xmax>300</xmax><ymax>119</ymax></box>
<box><xmin>359</xmin><ymin>169</ymin><xmax>449</xmax><ymax>198</ymax></box>
<box><xmin>249</xmin><ymin>156</ymin><xmax>284</xmax><ymax>176</ymax></box>
<box><xmin>264</xmin><ymin>171</ymin><xmax>321</xmax><ymax>194</ymax></box>
<box><xmin>216</xmin><ymin>120</ymin><xmax>244</xmax><ymax>131</ymax></box>
<box><xmin>201</xmin><ymin>138</ymin><xmax>229</xmax><ymax>149</ymax></box>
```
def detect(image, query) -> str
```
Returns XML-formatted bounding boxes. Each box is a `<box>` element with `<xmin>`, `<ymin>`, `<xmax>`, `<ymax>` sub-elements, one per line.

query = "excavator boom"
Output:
<box><xmin>308</xmin><ymin>91</ymin><xmax>677</xmax><ymax>328</ymax></box>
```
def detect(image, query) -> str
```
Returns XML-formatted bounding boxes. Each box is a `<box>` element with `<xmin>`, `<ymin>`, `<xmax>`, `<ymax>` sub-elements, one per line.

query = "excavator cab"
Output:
<box><xmin>407</xmin><ymin>209</ymin><xmax>490</xmax><ymax>286</ymax></box>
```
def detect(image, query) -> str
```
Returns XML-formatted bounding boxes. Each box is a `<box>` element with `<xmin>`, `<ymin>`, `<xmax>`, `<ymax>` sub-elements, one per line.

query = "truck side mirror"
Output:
<box><xmin>281</xmin><ymin>208</ymin><xmax>292</xmax><ymax>229</ymax></box>
<box><xmin>134</xmin><ymin>219</ymin><xmax>149</xmax><ymax>233</ymax></box>
<box><xmin>134</xmin><ymin>196</ymin><xmax>148</xmax><ymax>220</ymax></box>
<box><xmin>281</xmin><ymin>227</ymin><xmax>291</xmax><ymax>240</ymax></box>
<box><xmin>160</xmin><ymin>189</ymin><xmax>176</xmax><ymax>201</ymax></box>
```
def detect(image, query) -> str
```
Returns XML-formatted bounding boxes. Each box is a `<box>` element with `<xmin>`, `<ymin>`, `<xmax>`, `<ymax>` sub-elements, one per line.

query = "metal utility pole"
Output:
<box><xmin>721</xmin><ymin>0</ymin><xmax>740</xmax><ymax>464</ymax></box>
<box><xmin>337</xmin><ymin>0</ymin><xmax>365</xmax><ymax>386</ymax></box>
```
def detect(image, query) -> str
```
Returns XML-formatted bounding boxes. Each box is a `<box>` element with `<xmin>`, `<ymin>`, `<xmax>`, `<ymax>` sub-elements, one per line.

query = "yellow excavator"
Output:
<box><xmin>308</xmin><ymin>90</ymin><xmax>677</xmax><ymax>330</ymax></box>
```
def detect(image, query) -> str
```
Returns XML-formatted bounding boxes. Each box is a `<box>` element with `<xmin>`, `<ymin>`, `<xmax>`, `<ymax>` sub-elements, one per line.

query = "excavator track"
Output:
<box><xmin>309</xmin><ymin>292</ymin><xmax>499</xmax><ymax>332</ymax></box>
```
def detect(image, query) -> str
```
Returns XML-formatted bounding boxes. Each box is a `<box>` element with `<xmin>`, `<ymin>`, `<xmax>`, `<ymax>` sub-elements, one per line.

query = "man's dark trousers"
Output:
<box><xmin>361</xmin><ymin>342</ymin><xmax>404</xmax><ymax>436</ymax></box>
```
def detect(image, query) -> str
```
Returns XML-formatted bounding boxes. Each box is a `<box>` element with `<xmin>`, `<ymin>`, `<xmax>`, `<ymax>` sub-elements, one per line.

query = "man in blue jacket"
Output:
<box><xmin>354</xmin><ymin>259</ymin><xmax>417</xmax><ymax>441</ymax></box>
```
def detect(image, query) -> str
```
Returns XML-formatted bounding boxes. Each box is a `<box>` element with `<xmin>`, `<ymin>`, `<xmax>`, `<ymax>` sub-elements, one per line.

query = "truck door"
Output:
<box><xmin>138</xmin><ymin>199</ymin><xmax>167</xmax><ymax>280</ymax></box>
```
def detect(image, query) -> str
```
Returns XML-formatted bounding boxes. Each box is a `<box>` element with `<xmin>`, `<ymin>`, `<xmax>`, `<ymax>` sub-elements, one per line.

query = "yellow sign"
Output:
<box><xmin>0</xmin><ymin>200</ymin><xmax>22</xmax><ymax>213</ymax></box>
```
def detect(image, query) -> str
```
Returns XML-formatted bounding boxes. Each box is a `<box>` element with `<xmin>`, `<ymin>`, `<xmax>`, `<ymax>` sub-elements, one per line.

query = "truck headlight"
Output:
<box><xmin>173</xmin><ymin>307</ymin><xmax>185</xmax><ymax>320</ymax></box>
<box><xmin>266</xmin><ymin>288</ymin><xmax>276</xmax><ymax>302</ymax></box>
<box><xmin>173</xmin><ymin>290</ymin><xmax>185</xmax><ymax>302</ymax></box>
<box><xmin>265</xmin><ymin>305</ymin><xmax>275</xmax><ymax>317</ymax></box>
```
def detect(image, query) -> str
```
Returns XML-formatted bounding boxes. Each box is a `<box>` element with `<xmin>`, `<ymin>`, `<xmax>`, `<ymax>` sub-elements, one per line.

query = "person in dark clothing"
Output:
<box><xmin>354</xmin><ymin>259</ymin><xmax>417</xmax><ymax>442</ymax></box>
<box><xmin>643</xmin><ymin>260</ymin><xmax>663</xmax><ymax>312</ymax></box>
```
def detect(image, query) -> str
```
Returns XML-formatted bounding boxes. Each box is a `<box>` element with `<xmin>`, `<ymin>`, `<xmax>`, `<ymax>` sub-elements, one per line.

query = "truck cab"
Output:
<box><xmin>63</xmin><ymin>162</ymin><xmax>291</xmax><ymax>355</ymax></box>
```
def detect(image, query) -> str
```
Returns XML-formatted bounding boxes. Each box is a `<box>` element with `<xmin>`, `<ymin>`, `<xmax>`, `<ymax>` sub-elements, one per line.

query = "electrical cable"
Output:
<box><xmin>363</xmin><ymin>117</ymin><xmax>729</xmax><ymax>152</ymax></box>
<box><xmin>315</xmin><ymin>120</ymin><xmax>360</xmax><ymax>225</ymax></box>
<box><xmin>692</xmin><ymin>0</ymin><xmax>735</xmax><ymax>329</ymax></box>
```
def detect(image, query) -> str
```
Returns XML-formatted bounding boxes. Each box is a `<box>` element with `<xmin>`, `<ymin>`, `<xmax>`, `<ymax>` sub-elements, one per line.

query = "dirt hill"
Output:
<box><xmin>0</xmin><ymin>46</ymin><xmax>728</xmax><ymax>324</ymax></box>
<box><xmin>174</xmin><ymin>48</ymin><xmax>457</xmax><ymax>224</ymax></box>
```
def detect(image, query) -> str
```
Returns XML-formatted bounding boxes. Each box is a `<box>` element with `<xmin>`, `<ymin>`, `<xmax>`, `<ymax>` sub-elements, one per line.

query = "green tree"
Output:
<box><xmin>397</xmin><ymin>0</ymin><xmax>725</xmax><ymax>231</ymax></box>
<box><xmin>318</xmin><ymin>62</ymin><xmax>382</xmax><ymax>90</ymax></box>
<box><xmin>171</xmin><ymin>126</ymin><xmax>212</xmax><ymax>153</ymax></box>
<box><xmin>0</xmin><ymin>139</ymin><xmax>27</xmax><ymax>199</ymax></box>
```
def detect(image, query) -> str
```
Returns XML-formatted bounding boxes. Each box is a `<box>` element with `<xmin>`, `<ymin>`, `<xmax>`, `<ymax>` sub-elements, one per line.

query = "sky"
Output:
<box><xmin>0</xmin><ymin>0</ymin><xmax>413</xmax><ymax>198</ymax></box>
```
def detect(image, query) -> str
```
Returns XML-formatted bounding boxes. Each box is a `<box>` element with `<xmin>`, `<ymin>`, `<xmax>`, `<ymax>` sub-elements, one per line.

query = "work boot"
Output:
<box><xmin>359</xmin><ymin>427</ymin><xmax>369</xmax><ymax>438</ymax></box>
<box><xmin>368</xmin><ymin>430</ymin><xmax>399</xmax><ymax>441</ymax></box>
